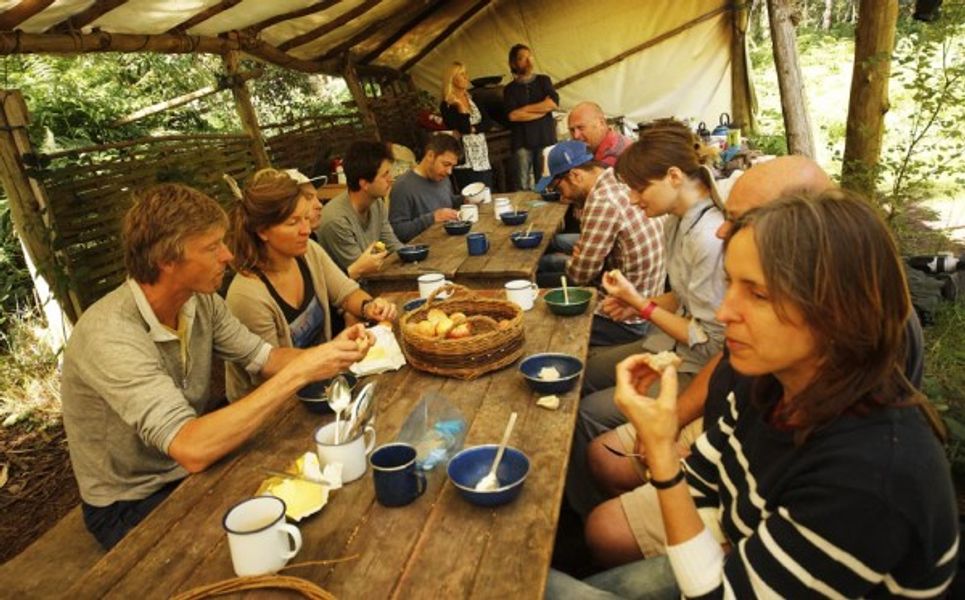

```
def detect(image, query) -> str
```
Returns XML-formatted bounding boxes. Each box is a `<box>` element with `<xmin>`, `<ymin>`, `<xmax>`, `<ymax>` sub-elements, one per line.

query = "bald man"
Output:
<box><xmin>567</xmin><ymin>102</ymin><xmax>634</xmax><ymax>167</ymax></box>
<box><xmin>575</xmin><ymin>155</ymin><xmax>926</xmax><ymax>568</ymax></box>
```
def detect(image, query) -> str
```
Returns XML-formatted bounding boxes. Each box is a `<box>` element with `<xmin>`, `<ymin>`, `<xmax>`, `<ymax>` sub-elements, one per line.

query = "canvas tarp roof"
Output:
<box><xmin>1</xmin><ymin>0</ymin><xmax>740</xmax><ymax>124</ymax></box>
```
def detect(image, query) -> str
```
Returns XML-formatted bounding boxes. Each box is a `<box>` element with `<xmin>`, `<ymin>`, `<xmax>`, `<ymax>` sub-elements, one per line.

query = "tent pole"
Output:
<box><xmin>730</xmin><ymin>0</ymin><xmax>757</xmax><ymax>134</ymax></box>
<box><xmin>766</xmin><ymin>0</ymin><xmax>815</xmax><ymax>157</ymax></box>
<box><xmin>343</xmin><ymin>60</ymin><xmax>381</xmax><ymax>140</ymax></box>
<box><xmin>223</xmin><ymin>51</ymin><xmax>270</xmax><ymax>169</ymax></box>
<box><xmin>841</xmin><ymin>0</ymin><xmax>898</xmax><ymax>198</ymax></box>
<box><xmin>0</xmin><ymin>90</ymin><xmax>80</xmax><ymax>326</ymax></box>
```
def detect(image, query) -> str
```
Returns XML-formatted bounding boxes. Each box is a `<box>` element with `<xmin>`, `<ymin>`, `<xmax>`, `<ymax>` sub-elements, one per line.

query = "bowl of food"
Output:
<box><xmin>297</xmin><ymin>372</ymin><xmax>358</xmax><ymax>414</ymax></box>
<box><xmin>543</xmin><ymin>287</ymin><xmax>592</xmax><ymax>316</ymax></box>
<box><xmin>397</xmin><ymin>244</ymin><xmax>429</xmax><ymax>263</ymax></box>
<box><xmin>447</xmin><ymin>445</ymin><xmax>530</xmax><ymax>507</ymax></box>
<box><xmin>509</xmin><ymin>230</ymin><xmax>544</xmax><ymax>249</ymax></box>
<box><xmin>518</xmin><ymin>353</ymin><xmax>584</xmax><ymax>394</ymax></box>
<box><xmin>444</xmin><ymin>220</ymin><xmax>472</xmax><ymax>235</ymax></box>
<box><xmin>499</xmin><ymin>211</ymin><xmax>528</xmax><ymax>226</ymax></box>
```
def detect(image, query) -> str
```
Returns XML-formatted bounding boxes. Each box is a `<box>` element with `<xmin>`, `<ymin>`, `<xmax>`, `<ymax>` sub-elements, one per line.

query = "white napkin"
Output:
<box><xmin>350</xmin><ymin>323</ymin><xmax>406</xmax><ymax>377</ymax></box>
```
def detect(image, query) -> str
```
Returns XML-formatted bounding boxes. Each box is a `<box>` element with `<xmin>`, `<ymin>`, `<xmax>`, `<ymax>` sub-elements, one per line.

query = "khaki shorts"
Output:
<box><xmin>616</xmin><ymin>419</ymin><xmax>725</xmax><ymax>557</ymax></box>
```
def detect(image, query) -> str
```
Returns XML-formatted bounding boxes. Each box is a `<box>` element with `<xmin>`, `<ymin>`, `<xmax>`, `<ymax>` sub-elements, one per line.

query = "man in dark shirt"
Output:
<box><xmin>503</xmin><ymin>44</ymin><xmax>559</xmax><ymax>191</ymax></box>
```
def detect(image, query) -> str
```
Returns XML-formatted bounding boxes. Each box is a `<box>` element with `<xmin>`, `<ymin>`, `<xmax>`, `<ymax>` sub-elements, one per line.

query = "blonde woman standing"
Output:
<box><xmin>440</xmin><ymin>61</ymin><xmax>494</xmax><ymax>190</ymax></box>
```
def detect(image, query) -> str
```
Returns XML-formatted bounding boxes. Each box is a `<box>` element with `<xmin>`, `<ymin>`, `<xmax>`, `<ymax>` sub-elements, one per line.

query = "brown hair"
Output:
<box><xmin>229</xmin><ymin>168</ymin><xmax>302</xmax><ymax>274</ymax></box>
<box><xmin>730</xmin><ymin>190</ymin><xmax>944</xmax><ymax>442</ymax></box>
<box><xmin>123</xmin><ymin>184</ymin><xmax>227</xmax><ymax>284</ymax></box>
<box><xmin>424</xmin><ymin>132</ymin><xmax>462</xmax><ymax>158</ymax></box>
<box><xmin>615</xmin><ymin>119</ymin><xmax>722</xmax><ymax>209</ymax></box>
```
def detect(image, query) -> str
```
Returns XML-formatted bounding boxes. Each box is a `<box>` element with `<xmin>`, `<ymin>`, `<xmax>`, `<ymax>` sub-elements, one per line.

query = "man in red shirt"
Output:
<box><xmin>567</xmin><ymin>101</ymin><xmax>633</xmax><ymax>167</ymax></box>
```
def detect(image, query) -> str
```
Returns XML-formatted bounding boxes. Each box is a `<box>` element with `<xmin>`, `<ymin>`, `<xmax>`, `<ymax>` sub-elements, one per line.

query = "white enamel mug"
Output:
<box><xmin>223</xmin><ymin>496</ymin><xmax>302</xmax><ymax>577</ymax></box>
<box><xmin>417</xmin><ymin>272</ymin><xmax>450</xmax><ymax>298</ymax></box>
<box><xmin>493</xmin><ymin>197</ymin><xmax>513</xmax><ymax>218</ymax></box>
<box><xmin>458</xmin><ymin>204</ymin><xmax>479</xmax><ymax>223</ymax></box>
<box><xmin>505</xmin><ymin>279</ymin><xmax>539</xmax><ymax>311</ymax></box>
<box><xmin>462</xmin><ymin>182</ymin><xmax>491</xmax><ymax>204</ymax></box>
<box><xmin>314</xmin><ymin>421</ymin><xmax>376</xmax><ymax>483</ymax></box>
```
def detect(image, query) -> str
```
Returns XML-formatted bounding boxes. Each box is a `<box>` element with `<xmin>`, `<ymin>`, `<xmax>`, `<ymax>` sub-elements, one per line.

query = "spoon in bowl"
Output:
<box><xmin>475</xmin><ymin>412</ymin><xmax>518</xmax><ymax>491</ymax></box>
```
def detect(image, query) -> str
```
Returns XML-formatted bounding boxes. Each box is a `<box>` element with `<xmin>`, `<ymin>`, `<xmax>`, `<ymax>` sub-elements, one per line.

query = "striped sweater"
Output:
<box><xmin>672</xmin><ymin>359</ymin><xmax>959</xmax><ymax>598</ymax></box>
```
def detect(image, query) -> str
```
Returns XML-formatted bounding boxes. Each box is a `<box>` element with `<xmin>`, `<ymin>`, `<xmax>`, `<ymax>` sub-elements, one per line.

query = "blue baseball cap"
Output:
<box><xmin>535</xmin><ymin>140</ymin><xmax>594</xmax><ymax>193</ymax></box>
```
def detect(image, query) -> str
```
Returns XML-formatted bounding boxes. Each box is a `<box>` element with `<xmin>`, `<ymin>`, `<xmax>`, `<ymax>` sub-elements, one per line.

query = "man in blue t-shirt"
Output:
<box><xmin>388</xmin><ymin>134</ymin><xmax>461</xmax><ymax>242</ymax></box>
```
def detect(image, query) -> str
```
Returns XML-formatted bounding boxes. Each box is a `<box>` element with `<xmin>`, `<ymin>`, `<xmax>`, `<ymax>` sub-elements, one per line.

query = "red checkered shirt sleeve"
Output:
<box><xmin>566</xmin><ymin>175</ymin><xmax>624</xmax><ymax>285</ymax></box>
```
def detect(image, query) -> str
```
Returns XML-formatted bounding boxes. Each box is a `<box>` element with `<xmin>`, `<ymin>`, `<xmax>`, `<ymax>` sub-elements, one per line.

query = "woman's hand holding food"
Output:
<box><xmin>364</xmin><ymin>297</ymin><xmax>398</xmax><ymax>323</ymax></box>
<box><xmin>614</xmin><ymin>354</ymin><xmax>680</xmax><ymax>475</ymax></box>
<box><xmin>602</xmin><ymin>269</ymin><xmax>643</xmax><ymax>307</ymax></box>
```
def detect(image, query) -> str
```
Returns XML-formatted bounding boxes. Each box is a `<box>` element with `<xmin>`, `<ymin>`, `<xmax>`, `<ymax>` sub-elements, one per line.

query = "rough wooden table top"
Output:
<box><xmin>366</xmin><ymin>192</ymin><xmax>569</xmax><ymax>294</ymax></box>
<box><xmin>66</xmin><ymin>290</ymin><xmax>595</xmax><ymax>600</ymax></box>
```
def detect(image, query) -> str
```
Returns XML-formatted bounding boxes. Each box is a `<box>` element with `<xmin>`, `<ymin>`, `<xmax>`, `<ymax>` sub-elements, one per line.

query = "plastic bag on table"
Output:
<box><xmin>396</xmin><ymin>391</ymin><xmax>467</xmax><ymax>471</ymax></box>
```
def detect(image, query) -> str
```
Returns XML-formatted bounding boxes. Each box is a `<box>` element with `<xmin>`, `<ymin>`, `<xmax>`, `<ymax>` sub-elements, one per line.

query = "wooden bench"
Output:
<box><xmin>0</xmin><ymin>505</ymin><xmax>104</xmax><ymax>596</ymax></box>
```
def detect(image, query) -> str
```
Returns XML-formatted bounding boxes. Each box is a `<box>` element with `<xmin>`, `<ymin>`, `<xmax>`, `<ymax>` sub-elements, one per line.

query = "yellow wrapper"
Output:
<box><xmin>256</xmin><ymin>453</ymin><xmax>333</xmax><ymax>521</ymax></box>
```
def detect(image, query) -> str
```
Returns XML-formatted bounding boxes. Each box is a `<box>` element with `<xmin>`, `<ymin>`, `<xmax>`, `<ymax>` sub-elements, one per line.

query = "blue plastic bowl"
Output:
<box><xmin>403</xmin><ymin>297</ymin><xmax>427</xmax><ymax>312</ymax></box>
<box><xmin>447</xmin><ymin>445</ymin><xmax>530</xmax><ymax>507</ymax></box>
<box><xmin>518</xmin><ymin>353</ymin><xmax>584</xmax><ymax>394</ymax></box>
<box><xmin>499</xmin><ymin>211</ymin><xmax>528</xmax><ymax>226</ymax></box>
<box><xmin>398</xmin><ymin>244</ymin><xmax>429</xmax><ymax>262</ymax></box>
<box><xmin>297</xmin><ymin>372</ymin><xmax>358</xmax><ymax>414</ymax></box>
<box><xmin>509</xmin><ymin>230</ymin><xmax>544</xmax><ymax>249</ymax></box>
<box><xmin>444</xmin><ymin>220</ymin><xmax>472</xmax><ymax>235</ymax></box>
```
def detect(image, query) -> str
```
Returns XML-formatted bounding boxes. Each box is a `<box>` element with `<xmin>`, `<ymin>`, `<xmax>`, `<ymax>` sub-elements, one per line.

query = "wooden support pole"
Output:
<box><xmin>766</xmin><ymin>0</ymin><xmax>815</xmax><ymax>157</ymax></box>
<box><xmin>343</xmin><ymin>60</ymin><xmax>381</xmax><ymax>140</ymax></box>
<box><xmin>0</xmin><ymin>90</ymin><xmax>80</xmax><ymax>323</ymax></box>
<box><xmin>841</xmin><ymin>0</ymin><xmax>898</xmax><ymax>197</ymax></box>
<box><xmin>0</xmin><ymin>0</ymin><xmax>56</xmax><ymax>30</ymax></box>
<box><xmin>113</xmin><ymin>68</ymin><xmax>261</xmax><ymax>125</ymax></box>
<box><xmin>223</xmin><ymin>51</ymin><xmax>270</xmax><ymax>168</ymax></box>
<box><xmin>730</xmin><ymin>0</ymin><xmax>757</xmax><ymax>134</ymax></box>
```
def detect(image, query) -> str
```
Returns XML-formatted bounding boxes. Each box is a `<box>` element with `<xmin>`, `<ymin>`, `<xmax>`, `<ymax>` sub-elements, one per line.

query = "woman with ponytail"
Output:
<box><xmin>224</xmin><ymin>168</ymin><xmax>397</xmax><ymax>400</ymax></box>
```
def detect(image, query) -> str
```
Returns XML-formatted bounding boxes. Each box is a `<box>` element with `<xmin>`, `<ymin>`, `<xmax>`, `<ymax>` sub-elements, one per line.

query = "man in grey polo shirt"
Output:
<box><xmin>61</xmin><ymin>183</ymin><xmax>372</xmax><ymax>550</ymax></box>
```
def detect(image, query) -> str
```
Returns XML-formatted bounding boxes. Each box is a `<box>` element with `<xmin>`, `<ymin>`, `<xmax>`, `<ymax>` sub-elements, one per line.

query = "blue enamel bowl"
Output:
<box><xmin>444</xmin><ymin>220</ymin><xmax>472</xmax><ymax>235</ymax></box>
<box><xmin>403</xmin><ymin>297</ymin><xmax>427</xmax><ymax>312</ymax></box>
<box><xmin>509</xmin><ymin>231</ymin><xmax>544</xmax><ymax>249</ymax></box>
<box><xmin>518</xmin><ymin>353</ymin><xmax>583</xmax><ymax>394</ymax></box>
<box><xmin>398</xmin><ymin>244</ymin><xmax>429</xmax><ymax>262</ymax></box>
<box><xmin>447</xmin><ymin>445</ymin><xmax>530</xmax><ymax>507</ymax></box>
<box><xmin>499</xmin><ymin>211</ymin><xmax>528</xmax><ymax>226</ymax></box>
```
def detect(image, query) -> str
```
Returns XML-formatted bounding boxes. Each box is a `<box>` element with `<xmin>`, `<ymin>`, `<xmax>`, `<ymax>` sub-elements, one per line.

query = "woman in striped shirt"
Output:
<box><xmin>551</xmin><ymin>191</ymin><xmax>958</xmax><ymax>598</ymax></box>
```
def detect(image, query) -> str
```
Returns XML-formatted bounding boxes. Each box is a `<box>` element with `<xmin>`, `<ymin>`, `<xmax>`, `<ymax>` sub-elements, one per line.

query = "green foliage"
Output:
<box><xmin>0</xmin><ymin>310</ymin><xmax>59</xmax><ymax>428</ymax></box>
<box><xmin>0</xmin><ymin>195</ymin><xmax>34</xmax><ymax>348</ymax></box>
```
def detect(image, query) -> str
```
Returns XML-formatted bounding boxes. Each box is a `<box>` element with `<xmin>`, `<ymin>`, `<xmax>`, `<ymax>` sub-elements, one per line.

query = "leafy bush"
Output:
<box><xmin>0</xmin><ymin>194</ymin><xmax>35</xmax><ymax>348</ymax></box>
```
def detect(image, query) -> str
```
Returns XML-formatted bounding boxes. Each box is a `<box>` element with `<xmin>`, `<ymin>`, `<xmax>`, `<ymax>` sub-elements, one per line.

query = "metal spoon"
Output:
<box><xmin>328</xmin><ymin>375</ymin><xmax>352</xmax><ymax>443</ymax></box>
<box><xmin>346</xmin><ymin>382</ymin><xmax>377</xmax><ymax>440</ymax></box>
<box><xmin>475</xmin><ymin>412</ymin><xmax>518</xmax><ymax>491</ymax></box>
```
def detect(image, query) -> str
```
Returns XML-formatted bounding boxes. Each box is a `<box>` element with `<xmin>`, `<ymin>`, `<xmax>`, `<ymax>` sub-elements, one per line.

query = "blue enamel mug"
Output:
<box><xmin>467</xmin><ymin>232</ymin><xmax>489</xmax><ymax>255</ymax></box>
<box><xmin>370</xmin><ymin>443</ymin><xmax>427</xmax><ymax>507</ymax></box>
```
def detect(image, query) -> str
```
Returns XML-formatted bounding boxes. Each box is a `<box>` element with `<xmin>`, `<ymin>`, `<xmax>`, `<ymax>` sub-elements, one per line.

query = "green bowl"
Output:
<box><xmin>543</xmin><ymin>287</ymin><xmax>592</xmax><ymax>316</ymax></box>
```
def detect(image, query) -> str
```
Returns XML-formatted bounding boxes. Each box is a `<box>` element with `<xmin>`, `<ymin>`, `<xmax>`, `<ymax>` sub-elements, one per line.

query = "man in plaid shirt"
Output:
<box><xmin>536</xmin><ymin>140</ymin><xmax>666</xmax><ymax>346</ymax></box>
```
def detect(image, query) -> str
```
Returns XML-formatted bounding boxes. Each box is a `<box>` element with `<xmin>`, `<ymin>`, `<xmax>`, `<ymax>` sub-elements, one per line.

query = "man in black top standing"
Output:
<box><xmin>503</xmin><ymin>44</ymin><xmax>559</xmax><ymax>191</ymax></box>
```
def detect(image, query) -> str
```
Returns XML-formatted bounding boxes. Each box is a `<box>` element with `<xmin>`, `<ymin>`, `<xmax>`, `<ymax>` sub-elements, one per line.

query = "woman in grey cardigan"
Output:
<box><xmin>225</xmin><ymin>168</ymin><xmax>397</xmax><ymax>400</ymax></box>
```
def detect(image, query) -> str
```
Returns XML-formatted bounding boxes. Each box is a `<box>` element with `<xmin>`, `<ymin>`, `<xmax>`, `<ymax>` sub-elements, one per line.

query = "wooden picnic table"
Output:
<box><xmin>366</xmin><ymin>192</ymin><xmax>569</xmax><ymax>295</ymax></box>
<box><xmin>66</xmin><ymin>290</ymin><xmax>595</xmax><ymax>599</ymax></box>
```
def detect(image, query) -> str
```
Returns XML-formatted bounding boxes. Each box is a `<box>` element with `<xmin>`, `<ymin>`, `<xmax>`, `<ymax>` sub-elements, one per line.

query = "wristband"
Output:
<box><xmin>639</xmin><ymin>300</ymin><xmax>658</xmax><ymax>321</ymax></box>
<box><xmin>649</xmin><ymin>467</ymin><xmax>686</xmax><ymax>490</ymax></box>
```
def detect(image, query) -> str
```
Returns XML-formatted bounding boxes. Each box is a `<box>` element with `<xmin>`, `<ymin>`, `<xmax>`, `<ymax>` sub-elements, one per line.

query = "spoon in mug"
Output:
<box><xmin>475</xmin><ymin>412</ymin><xmax>518</xmax><ymax>491</ymax></box>
<box><xmin>329</xmin><ymin>375</ymin><xmax>352</xmax><ymax>444</ymax></box>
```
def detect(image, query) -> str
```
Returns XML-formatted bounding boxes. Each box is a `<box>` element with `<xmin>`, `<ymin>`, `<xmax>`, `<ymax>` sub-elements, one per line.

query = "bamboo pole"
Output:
<box><xmin>0</xmin><ymin>90</ymin><xmax>81</xmax><ymax>323</ymax></box>
<box><xmin>766</xmin><ymin>0</ymin><xmax>815</xmax><ymax>156</ymax></box>
<box><xmin>342</xmin><ymin>60</ymin><xmax>381</xmax><ymax>140</ymax></box>
<box><xmin>223</xmin><ymin>51</ymin><xmax>270</xmax><ymax>168</ymax></box>
<box><xmin>841</xmin><ymin>0</ymin><xmax>898</xmax><ymax>197</ymax></box>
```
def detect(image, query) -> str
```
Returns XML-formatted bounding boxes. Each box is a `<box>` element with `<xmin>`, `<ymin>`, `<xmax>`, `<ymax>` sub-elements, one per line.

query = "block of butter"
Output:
<box><xmin>537</xmin><ymin>395</ymin><xmax>560</xmax><ymax>410</ymax></box>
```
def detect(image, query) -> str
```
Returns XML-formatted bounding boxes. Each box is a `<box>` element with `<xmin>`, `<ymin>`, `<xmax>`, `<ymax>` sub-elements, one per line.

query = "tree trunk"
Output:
<box><xmin>841</xmin><ymin>0</ymin><xmax>898</xmax><ymax>197</ymax></box>
<box><xmin>223</xmin><ymin>51</ymin><xmax>270</xmax><ymax>169</ymax></box>
<box><xmin>766</xmin><ymin>0</ymin><xmax>816</xmax><ymax>157</ymax></box>
<box><xmin>822</xmin><ymin>0</ymin><xmax>833</xmax><ymax>29</ymax></box>
<box><xmin>342</xmin><ymin>60</ymin><xmax>381</xmax><ymax>140</ymax></box>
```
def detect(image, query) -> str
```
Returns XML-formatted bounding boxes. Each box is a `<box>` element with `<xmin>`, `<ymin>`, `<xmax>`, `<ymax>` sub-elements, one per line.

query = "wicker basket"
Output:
<box><xmin>399</xmin><ymin>283</ymin><xmax>525</xmax><ymax>380</ymax></box>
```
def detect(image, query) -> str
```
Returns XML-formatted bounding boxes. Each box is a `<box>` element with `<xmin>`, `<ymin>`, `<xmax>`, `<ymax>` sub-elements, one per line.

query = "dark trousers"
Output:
<box><xmin>81</xmin><ymin>479</ymin><xmax>181</xmax><ymax>550</ymax></box>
